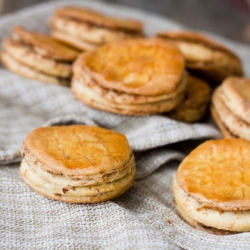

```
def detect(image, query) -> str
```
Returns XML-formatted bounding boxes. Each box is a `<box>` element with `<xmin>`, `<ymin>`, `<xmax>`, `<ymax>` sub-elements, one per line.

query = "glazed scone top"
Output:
<box><xmin>78</xmin><ymin>38</ymin><xmax>185</xmax><ymax>96</ymax></box>
<box><xmin>21</xmin><ymin>125</ymin><xmax>132</xmax><ymax>176</ymax></box>
<box><xmin>12</xmin><ymin>26</ymin><xmax>78</xmax><ymax>61</ymax></box>
<box><xmin>54</xmin><ymin>6</ymin><xmax>143</xmax><ymax>32</ymax></box>
<box><xmin>176</xmin><ymin>139</ymin><xmax>250</xmax><ymax>211</ymax></box>
<box><xmin>157</xmin><ymin>31</ymin><xmax>240</xmax><ymax>60</ymax></box>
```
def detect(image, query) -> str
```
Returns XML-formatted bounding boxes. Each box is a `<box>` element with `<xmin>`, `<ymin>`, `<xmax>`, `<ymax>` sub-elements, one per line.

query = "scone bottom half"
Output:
<box><xmin>20</xmin><ymin>125</ymin><xmax>135</xmax><ymax>203</ymax></box>
<box><xmin>173</xmin><ymin>138</ymin><xmax>250</xmax><ymax>234</ymax></box>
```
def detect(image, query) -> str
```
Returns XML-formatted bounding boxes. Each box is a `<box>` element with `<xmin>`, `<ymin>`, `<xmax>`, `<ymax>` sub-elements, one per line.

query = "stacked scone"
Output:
<box><xmin>173</xmin><ymin>139</ymin><xmax>250</xmax><ymax>234</ymax></box>
<box><xmin>72</xmin><ymin>38</ymin><xmax>188</xmax><ymax>116</ymax></box>
<box><xmin>1</xmin><ymin>26</ymin><xmax>79</xmax><ymax>85</ymax></box>
<box><xmin>157</xmin><ymin>31</ymin><xmax>243</xmax><ymax>84</ymax></box>
<box><xmin>20</xmin><ymin>125</ymin><xmax>135</xmax><ymax>203</ymax></box>
<box><xmin>50</xmin><ymin>6</ymin><xmax>143</xmax><ymax>51</ymax></box>
<box><xmin>167</xmin><ymin>75</ymin><xmax>211</xmax><ymax>123</ymax></box>
<box><xmin>211</xmin><ymin>77</ymin><xmax>250</xmax><ymax>140</ymax></box>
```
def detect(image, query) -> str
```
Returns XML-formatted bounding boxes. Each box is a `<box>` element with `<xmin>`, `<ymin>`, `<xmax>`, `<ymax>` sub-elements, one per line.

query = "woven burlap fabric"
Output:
<box><xmin>1</xmin><ymin>1</ymin><xmax>250</xmax><ymax>249</ymax></box>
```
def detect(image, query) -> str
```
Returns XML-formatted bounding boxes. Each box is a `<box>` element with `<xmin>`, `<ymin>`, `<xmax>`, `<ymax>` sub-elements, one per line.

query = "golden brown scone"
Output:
<box><xmin>20</xmin><ymin>125</ymin><xmax>135</xmax><ymax>203</ymax></box>
<box><xmin>13</xmin><ymin>26</ymin><xmax>78</xmax><ymax>61</ymax></box>
<box><xmin>76</xmin><ymin>38</ymin><xmax>185</xmax><ymax>96</ymax></box>
<box><xmin>157</xmin><ymin>31</ymin><xmax>243</xmax><ymax>84</ymax></box>
<box><xmin>71</xmin><ymin>38</ymin><xmax>187</xmax><ymax>115</ymax></box>
<box><xmin>1</xmin><ymin>26</ymin><xmax>79</xmax><ymax>85</ymax></box>
<box><xmin>220</xmin><ymin>77</ymin><xmax>250</xmax><ymax>124</ymax></box>
<box><xmin>2</xmin><ymin>38</ymin><xmax>72</xmax><ymax>77</ymax></box>
<box><xmin>212</xmin><ymin>86</ymin><xmax>250</xmax><ymax>140</ymax></box>
<box><xmin>167</xmin><ymin>75</ymin><xmax>211</xmax><ymax>123</ymax></box>
<box><xmin>54</xmin><ymin>6</ymin><xmax>143</xmax><ymax>32</ymax></box>
<box><xmin>174</xmin><ymin>139</ymin><xmax>250</xmax><ymax>234</ymax></box>
<box><xmin>50</xmin><ymin>6</ymin><xmax>143</xmax><ymax>50</ymax></box>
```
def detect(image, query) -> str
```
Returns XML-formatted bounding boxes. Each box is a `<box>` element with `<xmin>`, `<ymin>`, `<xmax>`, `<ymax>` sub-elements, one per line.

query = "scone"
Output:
<box><xmin>72</xmin><ymin>38</ymin><xmax>187</xmax><ymax>115</ymax></box>
<box><xmin>50</xmin><ymin>6</ymin><xmax>143</xmax><ymax>51</ymax></box>
<box><xmin>173</xmin><ymin>138</ymin><xmax>250</xmax><ymax>234</ymax></box>
<box><xmin>20</xmin><ymin>125</ymin><xmax>135</xmax><ymax>203</ymax></box>
<box><xmin>157</xmin><ymin>31</ymin><xmax>243</xmax><ymax>84</ymax></box>
<box><xmin>211</xmin><ymin>77</ymin><xmax>250</xmax><ymax>140</ymax></box>
<box><xmin>1</xmin><ymin>26</ymin><xmax>79</xmax><ymax>85</ymax></box>
<box><xmin>166</xmin><ymin>74</ymin><xmax>211</xmax><ymax>123</ymax></box>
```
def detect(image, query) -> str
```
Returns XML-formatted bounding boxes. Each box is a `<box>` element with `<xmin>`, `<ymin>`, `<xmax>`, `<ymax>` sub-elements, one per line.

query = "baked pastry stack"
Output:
<box><xmin>167</xmin><ymin>75</ymin><xmax>211</xmax><ymax>123</ymax></box>
<box><xmin>20</xmin><ymin>125</ymin><xmax>135</xmax><ymax>203</ymax></box>
<box><xmin>72</xmin><ymin>38</ymin><xmax>187</xmax><ymax>115</ymax></box>
<box><xmin>157</xmin><ymin>31</ymin><xmax>243</xmax><ymax>84</ymax></box>
<box><xmin>1</xmin><ymin>26</ymin><xmax>79</xmax><ymax>85</ymax></box>
<box><xmin>211</xmin><ymin>77</ymin><xmax>250</xmax><ymax>140</ymax></box>
<box><xmin>50</xmin><ymin>6</ymin><xmax>143</xmax><ymax>51</ymax></box>
<box><xmin>173</xmin><ymin>138</ymin><xmax>250</xmax><ymax>235</ymax></box>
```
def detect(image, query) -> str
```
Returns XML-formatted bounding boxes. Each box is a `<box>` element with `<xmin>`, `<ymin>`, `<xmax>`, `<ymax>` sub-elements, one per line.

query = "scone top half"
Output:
<box><xmin>157</xmin><ymin>31</ymin><xmax>243</xmax><ymax>84</ymax></box>
<box><xmin>9</xmin><ymin>26</ymin><xmax>78</xmax><ymax>62</ymax></box>
<box><xmin>73</xmin><ymin>38</ymin><xmax>186</xmax><ymax>96</ymax></box>
<box><xmin>21</xmin><ymin>125</ymin><xmax>133</xmax><ymax>178</ymax></box>
<box><xmin>174</xmin><ymin>138</ymin><xmax>250</xmax><ymax>233</ymax></box>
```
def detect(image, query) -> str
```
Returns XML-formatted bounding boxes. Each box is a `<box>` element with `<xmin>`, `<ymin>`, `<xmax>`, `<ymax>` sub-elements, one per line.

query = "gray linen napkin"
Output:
<box><xmin>1</xmin><ymin>1</ymin><xmax>250</xmax><ymax>249</ymax></box>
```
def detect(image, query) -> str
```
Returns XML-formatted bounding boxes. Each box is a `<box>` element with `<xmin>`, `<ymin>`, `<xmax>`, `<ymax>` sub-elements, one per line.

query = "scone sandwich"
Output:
<box><xmin>20</xmin><ymin>125</ymin><xmax>135</xmax><ymax>203</ymax></box>
<box><xmin>72</xmin><ymin>38</ymin><xmax>187</xmax><ymax>115</ymax></box>
<box><xmin>157</xmin><ymin>31</ymin><xmax>243</xmax><ymax>84</ymax></box>
<box><xmin>173</xmin><ymin>138</ymin><xmax>250</xmax><ymax>234</ymax></box>
<box><xmin>1</xmin><ymin>26</ymin><xmax>79</xmax><ymax>85</ymax></box>
<box><xmin>50</xmin><ymin>6</ymin><xmax>143</xmax><ymax>51</ymax></box>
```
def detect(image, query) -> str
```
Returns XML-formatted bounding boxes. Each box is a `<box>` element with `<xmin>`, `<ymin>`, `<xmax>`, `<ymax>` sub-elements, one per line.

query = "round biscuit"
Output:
<box><xmin>50</xmin><ymin>15</ymin><xmax>141</xmax><ymax>45</ymax></box>
<box><xmin>157</xmin><ymin>31</ymin><xmax>243</xmax><ymax>84</ymax></box>
<box><xmin>76</xmin><ymin>38</ymin><xmax>185</xmax><ymax>96</ymax></box>
<box><xmin>3</xmin><ymin>38</ymin><xmax>72</xmax><ymax>77</ymax></box>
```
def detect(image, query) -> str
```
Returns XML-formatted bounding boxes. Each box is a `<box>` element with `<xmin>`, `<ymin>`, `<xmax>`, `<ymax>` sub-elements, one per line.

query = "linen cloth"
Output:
<box><xmin>1</xmin><ymin>1</ymin><xmax>250</xmax><ymax>249</ymax></box>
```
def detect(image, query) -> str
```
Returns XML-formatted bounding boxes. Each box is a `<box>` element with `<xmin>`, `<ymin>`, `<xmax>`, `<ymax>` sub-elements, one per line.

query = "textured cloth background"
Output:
<box><xmin>1</xmin><ymin>0</ymin><xmax>250</xmax><ymax>249</ymax></box>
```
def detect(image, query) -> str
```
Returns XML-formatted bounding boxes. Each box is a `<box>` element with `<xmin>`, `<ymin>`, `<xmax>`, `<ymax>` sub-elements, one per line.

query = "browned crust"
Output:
<box><xmin>53</xmin><ymin>6</ymin><xmax>143</xmax><ymax>32</ymax></box>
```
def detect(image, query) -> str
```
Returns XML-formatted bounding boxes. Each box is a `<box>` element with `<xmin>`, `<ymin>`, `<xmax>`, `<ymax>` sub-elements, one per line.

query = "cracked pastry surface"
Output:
<box><xmin>20</xmin><ymin>125</ymin><xmax>135</xmax><ymax>203</ymax></box>
<box><xmin>174</xmin><ymin>139</ymin><xmax>250</xmax><ymax>234</ymax></box>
